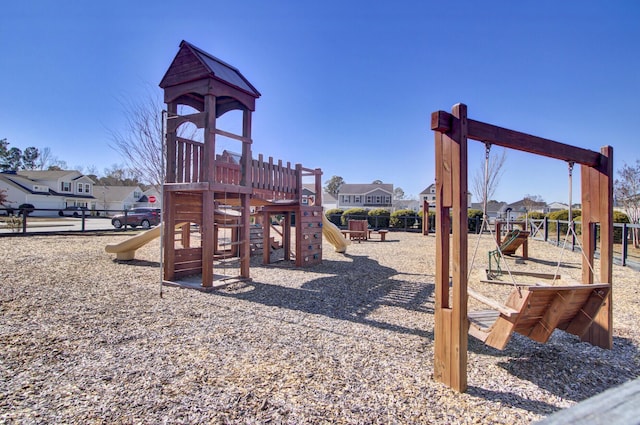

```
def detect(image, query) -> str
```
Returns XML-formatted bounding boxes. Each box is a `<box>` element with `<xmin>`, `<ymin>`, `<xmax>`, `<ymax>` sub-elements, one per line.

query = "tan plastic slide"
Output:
<box><xmin>105</xmin><ymin>223</ymin><xmax>187</xmax><ymax>260</ymax></box>
<box><xmin>322</xmin><ymin>214</ymin><xmax>349</xmax><ymax>253</ymax></box>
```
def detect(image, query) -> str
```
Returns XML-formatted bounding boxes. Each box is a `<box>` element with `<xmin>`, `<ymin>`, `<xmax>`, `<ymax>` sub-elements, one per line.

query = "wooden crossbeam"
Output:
<box><xmin>431</xmin><ymin>110</ymin><xmax>603</xmax><ymax>167</ymax></box>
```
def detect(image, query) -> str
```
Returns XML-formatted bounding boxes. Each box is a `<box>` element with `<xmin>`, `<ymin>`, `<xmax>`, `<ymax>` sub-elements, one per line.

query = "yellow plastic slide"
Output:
<box><xmin>322</xmin><ymin>214</ymin><xmax>349</xmax><ymax>253</ymax></box>
<box><xmin>105</xmin><ymin>223</ymin><xmax>187</xmax><ymax>260</ymax></box>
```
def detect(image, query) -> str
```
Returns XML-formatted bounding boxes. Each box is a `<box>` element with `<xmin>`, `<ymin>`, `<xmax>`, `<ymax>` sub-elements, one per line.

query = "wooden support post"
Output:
<box><xmin>422</xmin><ymin>200</ymin><xmax>430</xmax><ymax>235</ymax></box>
<box><xmin>433</xmin><ymin>103</ymin><xmax>468</xmax><ymax>392</ymax></box>
<box><xmin>240</xmin><ymin>109</ymin><xmax>253</xmax><ymax>279</ymax></box>
<box><xmin>580</xmin><ymin>146</ymin><xmax>613</xmax><ymax>349</ymax></box>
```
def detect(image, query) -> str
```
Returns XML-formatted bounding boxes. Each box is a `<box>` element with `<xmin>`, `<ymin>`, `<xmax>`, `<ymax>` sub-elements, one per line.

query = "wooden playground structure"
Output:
<box><xmin>159</xmin><ymin>41</ymin><xmax>323</xmax><ymax>288</ymax></box>
<box><xmin>432</xmin><ymin>103</ymin><xmax>613</xmax><ymax>392</ymax></box>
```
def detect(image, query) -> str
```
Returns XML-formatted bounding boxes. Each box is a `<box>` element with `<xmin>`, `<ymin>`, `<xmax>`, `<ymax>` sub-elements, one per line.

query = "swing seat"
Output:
<box><xmin>468</xmin><ymin>282</ymin><xmax>610</xmax><ymax>350</ymax></box>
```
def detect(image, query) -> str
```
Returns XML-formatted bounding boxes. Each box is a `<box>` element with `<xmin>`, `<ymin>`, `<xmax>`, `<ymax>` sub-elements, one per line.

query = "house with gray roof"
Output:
<box><xmin>337</xmin><ymin>183</ymin><xmax>393</xmax><ymax>210</ymax></box>
<box><xmin>0</xmin><ymin>170</ymin><xmax>95</xmax><ymax>216</ymax></box>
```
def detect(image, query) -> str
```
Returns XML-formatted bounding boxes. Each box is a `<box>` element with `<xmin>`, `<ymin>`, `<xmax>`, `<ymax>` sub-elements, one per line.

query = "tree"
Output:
<box><xmin>0</xmin><ymin>140</ymin><xmax>41</xmax><ymax>171</ymax></box>
<box><xmin>324</xmin><ymin>175</ymin><xmax>345</xmax><ymax>197</ymax></box>
<box><xmin>471</xmin><ymin>147</ymin><xmax>507</xmax><ymax>211</ymax></box>
<box><xmin>522</xmin><ymin>194</ymin><xmax>544</xmax><ymax>212</ymax></box>
<box><xmin>0</xmin><ymin>188</ymin><xmax>8</xmax><ymax>206</ymax></box>
<box><xmin>394</xmin><ymin>187</ymin><xmax>405</xmax><ymax>200</ymax></box>
<box><xmin>4</xmin><ymin>147</ymin><xmax>23</xmax><ymax>171</ymax></box>
<box><xmin>36</xmin><ymin>147</ymin><xmax>67</xmax><ymax>170</ymax></box>
<box><xmin>98</xmin><ymin>164</ymin><xmax>142</xmax><ymax>187</ymax></box>
<box><xmin>22</xmin><ymin>147</ymin><xmax>39</xmax><ymax>170</ymax></box>
<box><xmin>614</xmin><ymin>160</ymin><xmax>640</xmax><ymax>247</ymax></box>
<box><xmin>108</xmin><ymin>91</ymin><xmax>166</xmax><ymax>190</ymax></box>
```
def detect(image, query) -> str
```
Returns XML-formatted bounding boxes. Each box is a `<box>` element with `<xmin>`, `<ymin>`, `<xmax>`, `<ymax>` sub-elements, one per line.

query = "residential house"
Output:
<box><xmin>322</xmin><ymin>192</ymin><xmax>338</xmax><ymax>210</ymax></box>
<box><xmin>394</xmin><ymin>199</ymin><xmax>420</xmax><ymax>212</ymax></box>
<box><xmin>420</xmin><ymin>184</ymin><xmax>436</xmax><ymax>207</ymax></box>
<box><xmin>547</xmin><ymin>202</ymin><xmax>569</xmax><ymax>212</ymax></box>
<box><xmin>470</xmin><ymin>200</ymin><xmax>508</xmax><ymax>221</ymax></box>
<box><xmin>504</xmin><ymin>198</ymin><xmax>549</xmax><ymax>220</ymax></box>
<box><xmin>0</xmin><ymin>170</ymin><xmax>96</xmax><ymax>216</ymax></box>
<box><xmin>336</xmin><ymin>183</ymin><xmax>393</xmax><ymax>210</ymax></box>
<box><xmin>92</xmin><ymin>185</ymin><xmax>153</xmax><ymax>214</ymax></box>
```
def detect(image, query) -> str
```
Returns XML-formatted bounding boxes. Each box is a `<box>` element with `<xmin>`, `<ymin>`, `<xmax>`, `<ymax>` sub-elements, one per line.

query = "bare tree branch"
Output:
<box><xmin>472</xmin><ymin>147</ymin><xmax>507</xmax><ymax>210</ymax></box>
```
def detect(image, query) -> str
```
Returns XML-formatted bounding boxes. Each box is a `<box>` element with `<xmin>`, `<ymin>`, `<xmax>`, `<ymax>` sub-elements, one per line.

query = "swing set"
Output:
<box><xmin>432</xmin><ymin>104</ymin><xmax>613</xmax><ymax>393</ymax></box>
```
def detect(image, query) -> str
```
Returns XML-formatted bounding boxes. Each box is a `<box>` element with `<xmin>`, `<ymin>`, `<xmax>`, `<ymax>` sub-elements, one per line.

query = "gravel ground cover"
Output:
<box><xmin>0</xmin><ymin>231</ymin><xmax>638</xmax><ymax>424</ymax></box>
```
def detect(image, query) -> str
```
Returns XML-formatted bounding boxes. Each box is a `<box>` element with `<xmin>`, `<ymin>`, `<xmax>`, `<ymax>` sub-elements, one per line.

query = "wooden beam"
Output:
<box><xmin>431</xmin><ymin>110</ymin><xmax>603</xmax><ymax>167</ymax></box>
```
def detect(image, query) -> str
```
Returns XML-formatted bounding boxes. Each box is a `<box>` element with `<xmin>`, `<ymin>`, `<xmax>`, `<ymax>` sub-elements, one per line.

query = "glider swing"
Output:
<box><xmin>466</xmin><ymin>145</ymin><xmax>611</xmax><ymax>351</ymax></box>
<box><xmin>432</xmin><ymin>103</ymin><xmax>613</xmax><ymax>393</ymax></box>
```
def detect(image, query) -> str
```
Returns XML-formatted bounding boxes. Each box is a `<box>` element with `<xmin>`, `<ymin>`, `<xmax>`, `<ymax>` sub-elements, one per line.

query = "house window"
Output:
<box><xmin>61</xmin><ymin>182</ymin><xmax>71</xmax><ymax>192</ymax></box>
<box><xmin>302</xmin><ymin>196</ymin><xmax>308</xmax><ymax>205</ymax></box>
<box><xmin>376</xmin><ymin>195</ymin><xmax>381</xmax><ymax>204</ymax></box>
<box><xmin>366</xmin><ymin>195</ymin><xmax>372</xmax><ymax>204</ymax></box>
<box><xmin>133</xmin><ymin>191</ymin><xmax>141</xmax><ymax>199</ymax></box>
<box><xmin>342</xmin><ymin>195</ymin><xmax>350</xmax><ymax>203</ymax></box>
<box><xmin>84</xmin><ymin>184</ymin><xmax>90</xmax><ymax>194</ymax></box>
<box><xmin>384</xmin><ymin>196</ymin><xmax>390</xmax><ymax>204</ymax></box>
<box><xmin>354</xmin><ymin>196</ymin><xmax>361</xmax><ymax>203</ymax></box>
<box><xmin>77</xmin><ymin>183</ymin><xmax>83</xmax><ymax>193</ymax></box>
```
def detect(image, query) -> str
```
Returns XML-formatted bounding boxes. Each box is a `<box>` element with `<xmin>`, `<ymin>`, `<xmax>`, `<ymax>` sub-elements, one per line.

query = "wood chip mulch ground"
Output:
<box><xmin>1</xmin><ymin>231</ymin><xmax>638</xmax><ymax>424</ymax></box>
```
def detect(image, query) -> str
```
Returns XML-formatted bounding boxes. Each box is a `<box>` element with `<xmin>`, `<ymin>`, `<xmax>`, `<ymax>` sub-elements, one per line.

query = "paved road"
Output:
<box><xmin>0</xmin><ymin>217</ymin><xmax>147</xmax><ymax>234</ymax></box>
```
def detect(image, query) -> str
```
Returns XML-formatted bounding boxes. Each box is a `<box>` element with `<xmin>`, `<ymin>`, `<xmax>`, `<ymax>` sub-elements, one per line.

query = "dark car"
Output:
<box><xmin>111</xmin><ymin>208</ymin><xmax>161</xmax><ymax>229</ymax></box>
<box><xmin>58</xmin><ymin>206</ymin><xmax>88</xmax><ymax>217</ymax></box>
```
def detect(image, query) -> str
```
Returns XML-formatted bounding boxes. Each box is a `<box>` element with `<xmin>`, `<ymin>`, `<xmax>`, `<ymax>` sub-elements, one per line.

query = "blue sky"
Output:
<box><xmin>1</xmin><ymin>1</ymin><xmax>638</xmax><ymax>204</ymax></box>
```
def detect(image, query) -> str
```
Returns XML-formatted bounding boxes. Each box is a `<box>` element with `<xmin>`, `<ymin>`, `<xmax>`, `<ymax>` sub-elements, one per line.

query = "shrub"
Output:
<box><xmin>576</xmin><ymin>211</ymin><xmax>630</xmax><ymax>243</ymax></box>
<box><xmin>548</xmin><ymin>209</ymin><xmax>581</xmax><ymax>235</ymax></box>
<box><xmin>18</xmin><ymin>203</ymin><xmax>35</xmax><ymax>216</ymax></box>
<box><xmin>368</xmin><ymin>208</ymin><xmax>390</xmax><ymax>229</ymax></box>
<box><xmin>390</xmin><ymin>209</ymin><xmax>418</xmax><ymax>229</ymax></box>
<box><xmin>419</xmin><ymin>209</ymin><xmax>436</xmax><ymax>232</ymax></box>
<box><xmin>527</xmin><ymin>211</ymin><xmax>546</xmax><ymax>220</ymax></box>
<box><xmin>341</xmin><ymin>208</ymin><xmax>369</xmax><ymax>226</ymax></box>
<box><xmin>467</xmin><ymin>209</ymin><xmax>483</xmax><ymax>233</ymax></box>
<box><xmin>325</xmin><ymin>208</ymin><xmax>344</xmax><ymax>227</ymax></box>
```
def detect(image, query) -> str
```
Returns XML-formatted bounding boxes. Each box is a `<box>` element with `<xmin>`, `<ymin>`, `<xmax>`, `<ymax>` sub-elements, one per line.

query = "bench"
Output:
<box><xmin>340</xmin><ymin>229</ymin><xmax>367</xmax><ymax>242</ymax></box>
<box><xmin>368</xmin><ymin>229</ymin><xmax>389</xmax><ymax>241</ymax></box>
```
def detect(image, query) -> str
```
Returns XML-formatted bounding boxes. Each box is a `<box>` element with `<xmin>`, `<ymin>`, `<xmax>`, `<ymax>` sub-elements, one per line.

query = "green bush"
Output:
<box><xmin>390</xmin><ymin>209</ymin><xmax>418</xmax><ymax>229</ymax></box>
<box><xmin>341</xmin><ymin>208</ymin><xmax>369</xmax><ymax>226</ymax></box>
<box><xmin>467</xmin><ymin>209</ymin><xmax>483</xmax><ymax>233</ymax></box>
<box><xmin>548</xmin><ymin>209</ymin><xmax>581</xmax><ymax>234</ymax></box>
<box><xmin>527</xmin><ymin>211</ymin><xmax>546</xmax><ymax>220</ymax></box>
<box><xmin>576</xmin><ymin>211</ymin><xmax>630</xmax><ymax>243</ymax></box>
<box><xmin>368</xmin><ymin>208</ymin><xmax>390</xmax><ymax>229</ymax></box>
<box><xmin>325</xmin><ymin>208</ymin><xmax>344</xmax><ymax>227</ymax></box>
<box><xmin>418</xmin><ymin>210</ymin><xmax>436</xmax><ymax>232</ymax></box>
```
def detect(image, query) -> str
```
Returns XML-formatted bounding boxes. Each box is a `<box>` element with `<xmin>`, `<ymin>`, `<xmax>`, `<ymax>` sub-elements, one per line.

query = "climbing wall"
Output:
<box><xmin>297</xmin><ymin>206</ymin><xmax>323</xmax><ymax>266</ymax></box>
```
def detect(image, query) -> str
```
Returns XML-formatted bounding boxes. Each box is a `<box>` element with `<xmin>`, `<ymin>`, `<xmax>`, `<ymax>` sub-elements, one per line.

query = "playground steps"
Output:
<box><xmin>249</xmin><ymin>224</ymin><xmax>281</xmax><ymax>255</ymax></box>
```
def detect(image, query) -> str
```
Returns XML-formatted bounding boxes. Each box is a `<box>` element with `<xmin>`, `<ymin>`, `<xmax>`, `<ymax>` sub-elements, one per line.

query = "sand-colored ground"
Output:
<box><xmin>1</xmin><ymin>231</ymin><xmax>638</xmax><ymax>423</ymax></box>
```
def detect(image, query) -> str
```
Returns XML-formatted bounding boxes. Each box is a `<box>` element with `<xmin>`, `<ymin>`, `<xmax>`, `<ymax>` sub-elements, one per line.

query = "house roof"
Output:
<box><xmin>17</xmin><ymin>169</ymin><xmax>80</xmax><ymax>181</ymax></box>
<box><xmin>420</xmin><ymin>183</ymin><xmax>436</xmax><ymax>194</ymax></box>
<box><xmin>0</xmin><ymin>174</ymin><xmax>49</xmax><ymax>195</ymax></box>
<box><xmin>507</xmin><ymin>198</ymin><xmax>547</xmax><ymax>210</ymax></box>
<box><xmin>93</xmin><ymin>186</ymin><xmax>143</xmax><ymax>203</ymax></box>
<box><xmin>470</xmin><ymin>201</ymin><xmax>507</xmax><ymax>212</ymax></box>
<box><xmin>159</xmin><ymin>41</ymin><xmax>260</xmax><ymax>98</ymax></box>
<box><xmin>339</xmin><ymin>183</ymin><xmax>393</xmax><ymax>195</ymax></box>
<box><xmin>0</xmin><ymin>173</ymin><xmax>95</xmax><ymax>199</ymax></box>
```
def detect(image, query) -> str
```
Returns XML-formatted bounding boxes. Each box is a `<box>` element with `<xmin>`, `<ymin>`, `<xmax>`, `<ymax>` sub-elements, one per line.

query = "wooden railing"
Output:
<box><xmin>174</xmin><ymin>137</ymin><xmax>203</xmax><ymax>183</ymax></box>
<box><xmin>169</xmin><ymin>141</ymin><xmax>323</xmax><ymax>203</ymax></box>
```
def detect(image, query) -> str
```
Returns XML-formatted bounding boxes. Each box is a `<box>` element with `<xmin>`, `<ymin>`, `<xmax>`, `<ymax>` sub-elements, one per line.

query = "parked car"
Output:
<box><xmin>58</xmin><ymin>206</ymin><xmax>88</xmax><ymax>217</ymax></box>
<box><xmin>111</xmin><ymin>208</ymin><xmax>161</xmax><ymax>229</ymax></box>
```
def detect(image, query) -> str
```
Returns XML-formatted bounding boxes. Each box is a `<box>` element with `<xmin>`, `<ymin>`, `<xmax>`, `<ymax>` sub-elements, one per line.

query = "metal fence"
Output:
<box><xmin>528</xmin><ymin>218</ymin><xmax>640</xmax><ymax>269</ymax></box>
